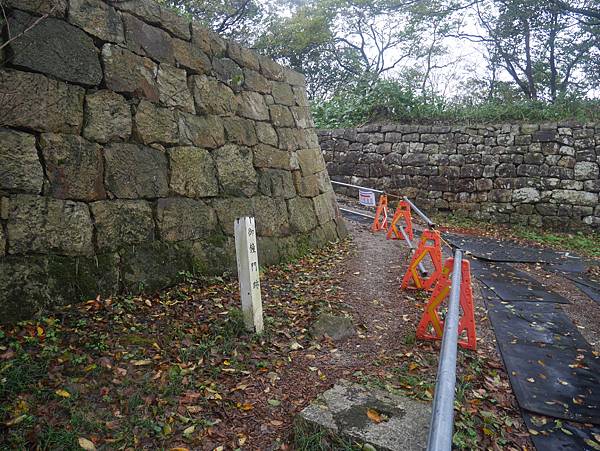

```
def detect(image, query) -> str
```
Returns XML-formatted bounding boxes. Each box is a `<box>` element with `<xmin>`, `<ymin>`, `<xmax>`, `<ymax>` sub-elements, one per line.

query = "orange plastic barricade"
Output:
<box><xmin>416</xmin><ymin>257</ymin><xmax>476</xmax><ymax>350</ymax></box>
<box><xmin>401</xmin><ymin>229</ymin><xmax>443</xmax><ymax>291</ymax></box>
<box><xmin>386</xmin><ymin>200</ymin><xmax>414</xmax><ymax>241</ymax></box>
<box><xmin>371</xmin><ymin>194</ymin><xmax>388</xmax><ymax>232</ymax></box>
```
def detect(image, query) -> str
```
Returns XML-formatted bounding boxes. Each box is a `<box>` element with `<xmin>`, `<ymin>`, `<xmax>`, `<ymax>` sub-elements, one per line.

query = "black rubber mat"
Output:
<box><xmin>483</xmin><ymin>290</ymin><xmax>600</xmax><ymax>424</ymax></box>
<box><xmin>475</xmin><ymin>262</ymin><xmax>570</xmax><ymax>304</ymax></box>
<box><xmin>444</xmin><ymin>233</ymin><xmax>582</xmax><ymax>265</ymax></box>
<box><xmin>572</xmin><ymin>281</ymin><xmax>600</xmax><ymax>304</ymax></box>
<box><xmin>523</xmin><ymin>412</ymin><xmax>600</xmax><ymax>451</ymax></box>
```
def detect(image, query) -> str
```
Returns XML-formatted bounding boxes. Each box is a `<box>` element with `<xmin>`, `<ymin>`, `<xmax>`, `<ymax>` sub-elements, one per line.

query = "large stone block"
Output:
<box><xmin>156</xmin><ymin>198</ymin><xmax>217</xmax><ymax>241</ymax></box>
<box><xmin>270</xmin><ymin>105</ymin><xmax>295</xmax><ymax>127</ymax></box>
<box><xmin>168</xmin><ymin>146</ymin><xmax>219</xmax><ymax>197</ymax></box>
<box><xmin>574</xmin><ymin>161</ymin><xmax>599</xmax><ymax>181</ymax></box>
<box><xmin>122</xmin><ymin>13</ymin><xmax>174</xmax><ymax>63</ymax></box>
<box><xmin>253</xmin><ymin>196</ymin><xmax>289</xmax><ymax>237</ymax></box>
<box><xmin>173</xmin><ymin>38</ymin><xmax>211</xmax><ymax>74</ymax></box>
<box><xmin>3</xmin><ymin>0</ymin><xmax>67</xmax><ymax>16</ymax></box>
<box><xmin>191</xmin><ymin>23</ymin><xmax>227</xmax><ymax>57</ymax></box>
<box><xmin>293</xmin><ymin>172</ymin><xmax>320</xmax><ymax>197</ymax></box>
<box><xmin>212</xmin><ymin>197</ymin><xmax>254</xmax><ymax>235</ymax></box>
<box><xmin>0</xmin><ymin>70</ymin><xmax>84</xmax><ymax>133</ymax></box>
<box><xmin>6</xmin><ymin>10</ymin><xmax>102</xmax><ymax>86</ymax></box>
<box><xmin>313</xmin><ymin>192</ymin><xmax>337</xmax><ymax>226</ymax></box>
<box><xmin>90</xmin><ymin>200</ymin><xmax>155</xmax><ymax>250</ymax></box>
<box><xmin>109</xmin><ymin>0</ymin><xmax>190</xmax><ymax>40</ymax></box>
<box><xmin>40</xmin><ymin>133</ymin><xmax>105</xmax><ymax>201</ymax></box>
<box><xmin>189</xmin><ymin>75</ymin><xmax>237</xmax><ymax>115</ymax></box>
<box><xmin>213</xmin><ymin>57</ymin><xmax>244</xmax><ymax>91</ymax></box>
<box><xmin>223</xmin><ymin>117</ymin><xmax>258</xmax><ymax>146</ymax></box>
<box><xmin>271</xmin><ymin>82</ymin><xmax>295</xmax><ymax>106</ymax></box>
<box><xmin>227</xmin><ymin>42</ymin><xmax>260</xmax><ymax>72</ymax></box>
<box><xmin>133</xmin><ymin>100</ymin><xmax>179</xmax><ymax>145</ymax></box>
<box><xmin>178</xmin><ymin>112</ymin><xmax>225</xmax><ymax>149</ymax></box>
<box><xmin>297</xmin><ymin>148</ymin><xmax>326</xmax><ymax>176</ymax></box>
<box><xmin>68</xmin><ymin>0</ymin><xmax>124</xmax><ymax>43</ymax></box>
<box><xmin>83</xmin><ymin>90</ymin><xmax>132</xmax><ymax>143</ymax></box>
<box><xmin>551</xmin><ymin>190</ymin><xmax>597</xmax><ymax>207</ymax></box>
<box><xmin>213</xmin><ymin>144</ymin><xmax>257</xmax><ymax>197</ymax></box>
<box><xmin>120</xmin><ymin>241</ymin><xmax>192</xmax><ymax>293</ymax></box>
<box><xmin>243</xmin><ymin>68</ymin><xmax>271</xmax><ymax>94</ymax></box>
<box><xmin>102</xmin><ymin>44</ymin><xmax>159</xmax><ymax>101</ymax></box>
<box><xmin>0</xmin><ymin>226</ymin><xmax>5</xmax><ymax>256</ymax></box>
<box><xmin>7</xmin><ymin>194</ymin><xmax>94</xmax><ymax>255</ymax></box>
<box><xmin>255</xmin><ymin>122</ymin><xmax>278</xmax><ymax>147</ymax></box>
<box><xmin>237</xmin><ymin>91</ymin><xmax>269</xmax><ymax>121</ymax></box>
<box><xmin>258</xmin><ymin>169</ymin><xmax>295</xmax><ymax>199</ymax></box>
<box><xmin>104</xmin><ymin>143</ymin><xmax>169</xmax><ymax>198</ymax></box>
<box><xmin>0</xmin><ymin>128</ymin><xmax>44</xmax><ymax>193</ymax></box>
<box><xmin>287</xmin><ymin>197</ymin><xmax>318</xmax><ymax>233</ymax></box>
<box><xmin>253</xmin><ymin>144</ymin><xmax>291</xmax><ymax>170</ymax></box>
<box><xmin>157</xmin><ymin>64</ymin><xmax>195</xmax><ymax>113</ymax></box>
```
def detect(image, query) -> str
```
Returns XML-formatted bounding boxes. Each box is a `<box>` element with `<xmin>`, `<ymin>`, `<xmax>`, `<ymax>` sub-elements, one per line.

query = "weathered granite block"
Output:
<box><xmin>104</xmin><ymin>143</ymin><xmax>169</xmax><ymax>198</ymax></box>
<box><xmin>258</xmin><ymin>169</ymin><xmax>295</xmax><ymax>199</ymax></box>
<box><xmin>253</xmin><ymin>196</ymin><xmax>289</xmax><ymax>236</ymax></box>
<box><xmin>213</xmin><ymin>144</ymin><xmax>257</xmax><ymax>197</ymax></box>
<box><xmin>189</xmin><ymin>75</ymin><xmax>237</xmax><ymax>115</ymax></box>
<box><xmin>213</xmin><ymin>57</ymin><xmax>244</xmax><ymax>91</ymax></box>
<box><xmin>212</xmin><ymin>197</ymin><xmax>254</xmax><ymax>235</ymax></box>
<box><xmin>168</xmin><ymin>146</ymin><xmax>219</xmax><ymax>198</ymax></box>
<box><xmin>7</xmin><ymin>10</ymin><xmax>102</xmax><ymax>86</ymax></box>
<box><xmin>40</xmin><ymin>133</ymin><xmax>105</xmax><ymax>201</ymax></box>
<box><xmin>157</xmin><ymin>64</ymin><xmax>195</xmax><ymax>113</ymax></box>
<box><xmin>0</xmin><ymin>128</ymin><xmax>44</xmax><ymax>193</ymax></box>
<box><xmin>156</xmin><ymin>198</ymin><xmax>218</xmax><ymax>241</ymax></box>
<box><xmin>0</xmin><ymin>70</ymin><xmax>84</xmax><ymax>133</ymax></box>
<box><xmin>102</xmin><ymin>44</ymin><xmax>159</xmax><ymax>101</ymax></box>
<box><xmin>133</xmin><ymin>100</ymin><xmax>178</xmax><ymax>145</ymax></box>
<box><xmin>7</xmin><ymin>195</ymin><xmax>94</xmax><ymax>256</ymax></box>
<box><xmin>237</xmin><ymin>91</ymin><xmax>270</xmax><ymax>121</ymax></box>
<box><xmin>91</xmin><ymin>200</ymin><xmax>155</xmax><ymax>250</ymax></box>
<box><xmin>223</xmin><ymin>117</ymin><xmax>258</xmax><ymax>146</ymax></box>
<box><xmin>178</xmin><ymin>113</ymin><xmax>225</xmax><ymax>149</ymax></box>
<box><xmin>287</xmin><ymin>197</ymin><xmax>318</xmax><ymax>233</ymax></box>
<box><xmin>298</xmin><ymin>147</ymin><xmax>326</xmax><ymax>176</ymax></box>
<box><xmin>83</xmin><ymin>90</ymin><xmax>131</xmax><ymax>143</ymax></box>
<box><xmin>68</xmin><ymin>0</ymin><xmax>124</xmax><ymax>43</ymax></box>
<box><xmin>122</xmin><ymin>13</ymin><xmax>174</xmax><ymax>63</ymax></box>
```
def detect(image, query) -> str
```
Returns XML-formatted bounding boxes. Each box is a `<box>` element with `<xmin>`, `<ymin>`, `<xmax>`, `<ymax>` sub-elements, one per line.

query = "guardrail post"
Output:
<box><xmin>426</xmin><ymin>249</ymin><xmax>463</xmax><ymax>451</ymax></box>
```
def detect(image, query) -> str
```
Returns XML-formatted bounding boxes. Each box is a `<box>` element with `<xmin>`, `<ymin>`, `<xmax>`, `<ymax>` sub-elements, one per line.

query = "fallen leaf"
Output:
<box><xmin>131</xmin><ymin>359</ymin><xmax>152</xmax><ymax>366</ymax></box>
<box><xmin>55</xmin><ymin>389</ymin><xmax>71</xmax><ymax>398</ymax></box>
<box><xmin>367</xmin><ymin>408</ymin><xmax>383</xmax><ymax>423</ymax></box>
<box><xmin>78</xmin><ymin>437</ymin><xmax>96</xmax><ymax>450</ymax></box>
<box><xmin>183</xmin><ymin>425</ymin><xmax>195</xmax><ymax>435</ymax></box>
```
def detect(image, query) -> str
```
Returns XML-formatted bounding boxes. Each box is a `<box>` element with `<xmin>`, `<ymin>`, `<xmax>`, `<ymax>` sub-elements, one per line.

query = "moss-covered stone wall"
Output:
<box><xmin>0</xmin><ymin>0</ymin><xmax>345</xmax><ymax>322</ymax></box>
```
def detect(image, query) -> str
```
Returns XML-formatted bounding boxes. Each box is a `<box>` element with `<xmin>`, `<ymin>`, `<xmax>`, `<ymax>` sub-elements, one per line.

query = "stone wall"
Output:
<box><xmin>0</xmin><ymin>0</ymin><xmax>344</xmax><ymax>321</ymax></box>
<box><xmin>319</xmin><ymin>123</ymin><xmax>600</xmax><ymax>229</ymax></box>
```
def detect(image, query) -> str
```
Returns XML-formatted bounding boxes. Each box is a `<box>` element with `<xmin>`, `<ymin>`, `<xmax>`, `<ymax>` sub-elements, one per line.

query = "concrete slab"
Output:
<box><xmin>295</xmin><ymin>380</ymin><xmax>431</xmax><ymax>451</ymax></box>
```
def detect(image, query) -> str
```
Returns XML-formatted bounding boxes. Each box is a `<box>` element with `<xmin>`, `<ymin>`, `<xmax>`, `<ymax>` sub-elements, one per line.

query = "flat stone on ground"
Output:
<box><xmin>310</xmin><ymin>313</ymin><xmax>355</xmax><ymax>340</ymax></box>
<box><xmin>296</xmin><ymin>380</ymin><xmax>430</xmax><ymax>451</ymax></box>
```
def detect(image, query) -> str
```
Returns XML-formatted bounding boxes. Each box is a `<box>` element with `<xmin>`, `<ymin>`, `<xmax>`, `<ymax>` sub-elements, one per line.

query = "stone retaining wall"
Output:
<box><xmin>319</xmin><ymin>123</ymin><xmax>600</xmax><ymax>229</ymax></box>
<box><xmin>0</xmin><ymin>0</ymin><xmax>344</xmax><ymax>321</ymax></box>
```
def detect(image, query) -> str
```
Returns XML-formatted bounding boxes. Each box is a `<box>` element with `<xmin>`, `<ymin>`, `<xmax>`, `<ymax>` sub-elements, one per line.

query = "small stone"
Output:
<box><xmin>104</xmin><ymin>143</ymin><xmax>169</xmax><ymax>199</ymax></box>
<box><xmin>102</xmin><ymin>44</ymin><xmax>159</xmax><ymax>101</ymax></box>
<box><xmin>213</xmin><ymin>144</ymin><xmax>257</xmax><ymax>197</ymax></box>
<box><xmin>156</xmin><ymin>198</ymin><xmax>217</xmax><ymax>241</ymax></box>
<box><xmin>7</xmin><ymin>194</ymin><xmax>93</xmax><ymax>256</ymax></box>
<box><xmin>157</xmin><ymin>64</ymin><xmax>195</xmax><ymax>113</ymax></box>
<box><xmin>40</xmin><ymin>133</ymin><xmax>105</xmax><ymax>201</ymax></box>
<box><xmin>168</xmin><ymin>146</ymin><xmax>219</xmax><ymax>198</ymax></box>
<box><xmin>68</xmin><ymin>0</ymin><xmax>124</xmax><ymax>43</ymax></box>
<box><xmin>0</xmin><ymin>128</ymin><xmax>44</xmax><ymax>193</ymax></box>
<box><xmin>6</xmin><ymin>10</ymin><xmax>102</xmax><ymax>86</ymax></box>
<box><xmin>83</xmin><ymin>90</ymin><xmax>132</xmax><ymax>143</ymax></box>
<box><xmin>310</xmin><ymin>313</ymin><xmax>355</xmax><ymax>340</ymax></box>
<box><xmin>133</xmin><ymin>100</ymin><xmax>178</xmax><ymax>145</ymax></box>
<box><xmin>189</xmin><ymin>75</ymin><xmax>237</xmax><ymax>115</ymax></box>
<box><xmin>90</xmin><ymin>200</ymin><xmax>155</xmax><ymax>250</ymax></box>
<box><xmin>512</xmin><ymin>187</ymin><xmax>540</xmax><ymax>204</ymax></box>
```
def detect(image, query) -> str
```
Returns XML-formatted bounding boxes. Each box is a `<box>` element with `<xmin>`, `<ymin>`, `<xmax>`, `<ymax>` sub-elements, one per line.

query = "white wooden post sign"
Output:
<box><xmin>234</xmin><ymin>216</ymin><xmax>264</xmax><ymax>333</ymax></box>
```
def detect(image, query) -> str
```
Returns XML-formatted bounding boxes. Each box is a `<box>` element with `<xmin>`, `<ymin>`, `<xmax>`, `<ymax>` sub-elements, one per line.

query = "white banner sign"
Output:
<box><xmin>359</xmin><ymin>189</ymin><xmax>376</xmax><ymax>206</ymax></box>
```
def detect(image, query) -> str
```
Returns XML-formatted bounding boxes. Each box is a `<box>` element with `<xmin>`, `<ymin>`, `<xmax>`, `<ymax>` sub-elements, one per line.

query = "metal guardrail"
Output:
<box><xmin>426</xmin><ymin>248</ymin><xmax>463</xmax><ymax>451</ymax></box>
<box><xmin>330</xmin><ymin>180</ymin><xmax>385</xmax><ymax>194</ymax></box>
<box><xmin>334</xmin><ymin>180</ymin><xmax>462</xmax><ymax>450</ymax></box>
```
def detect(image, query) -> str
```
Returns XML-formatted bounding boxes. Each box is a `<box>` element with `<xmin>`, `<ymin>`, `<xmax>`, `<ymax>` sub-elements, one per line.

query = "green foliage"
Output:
<box><xmin>311</xmin><ymin>79</ymin><xmax>600</xmax><ymax>128</ymax></box>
